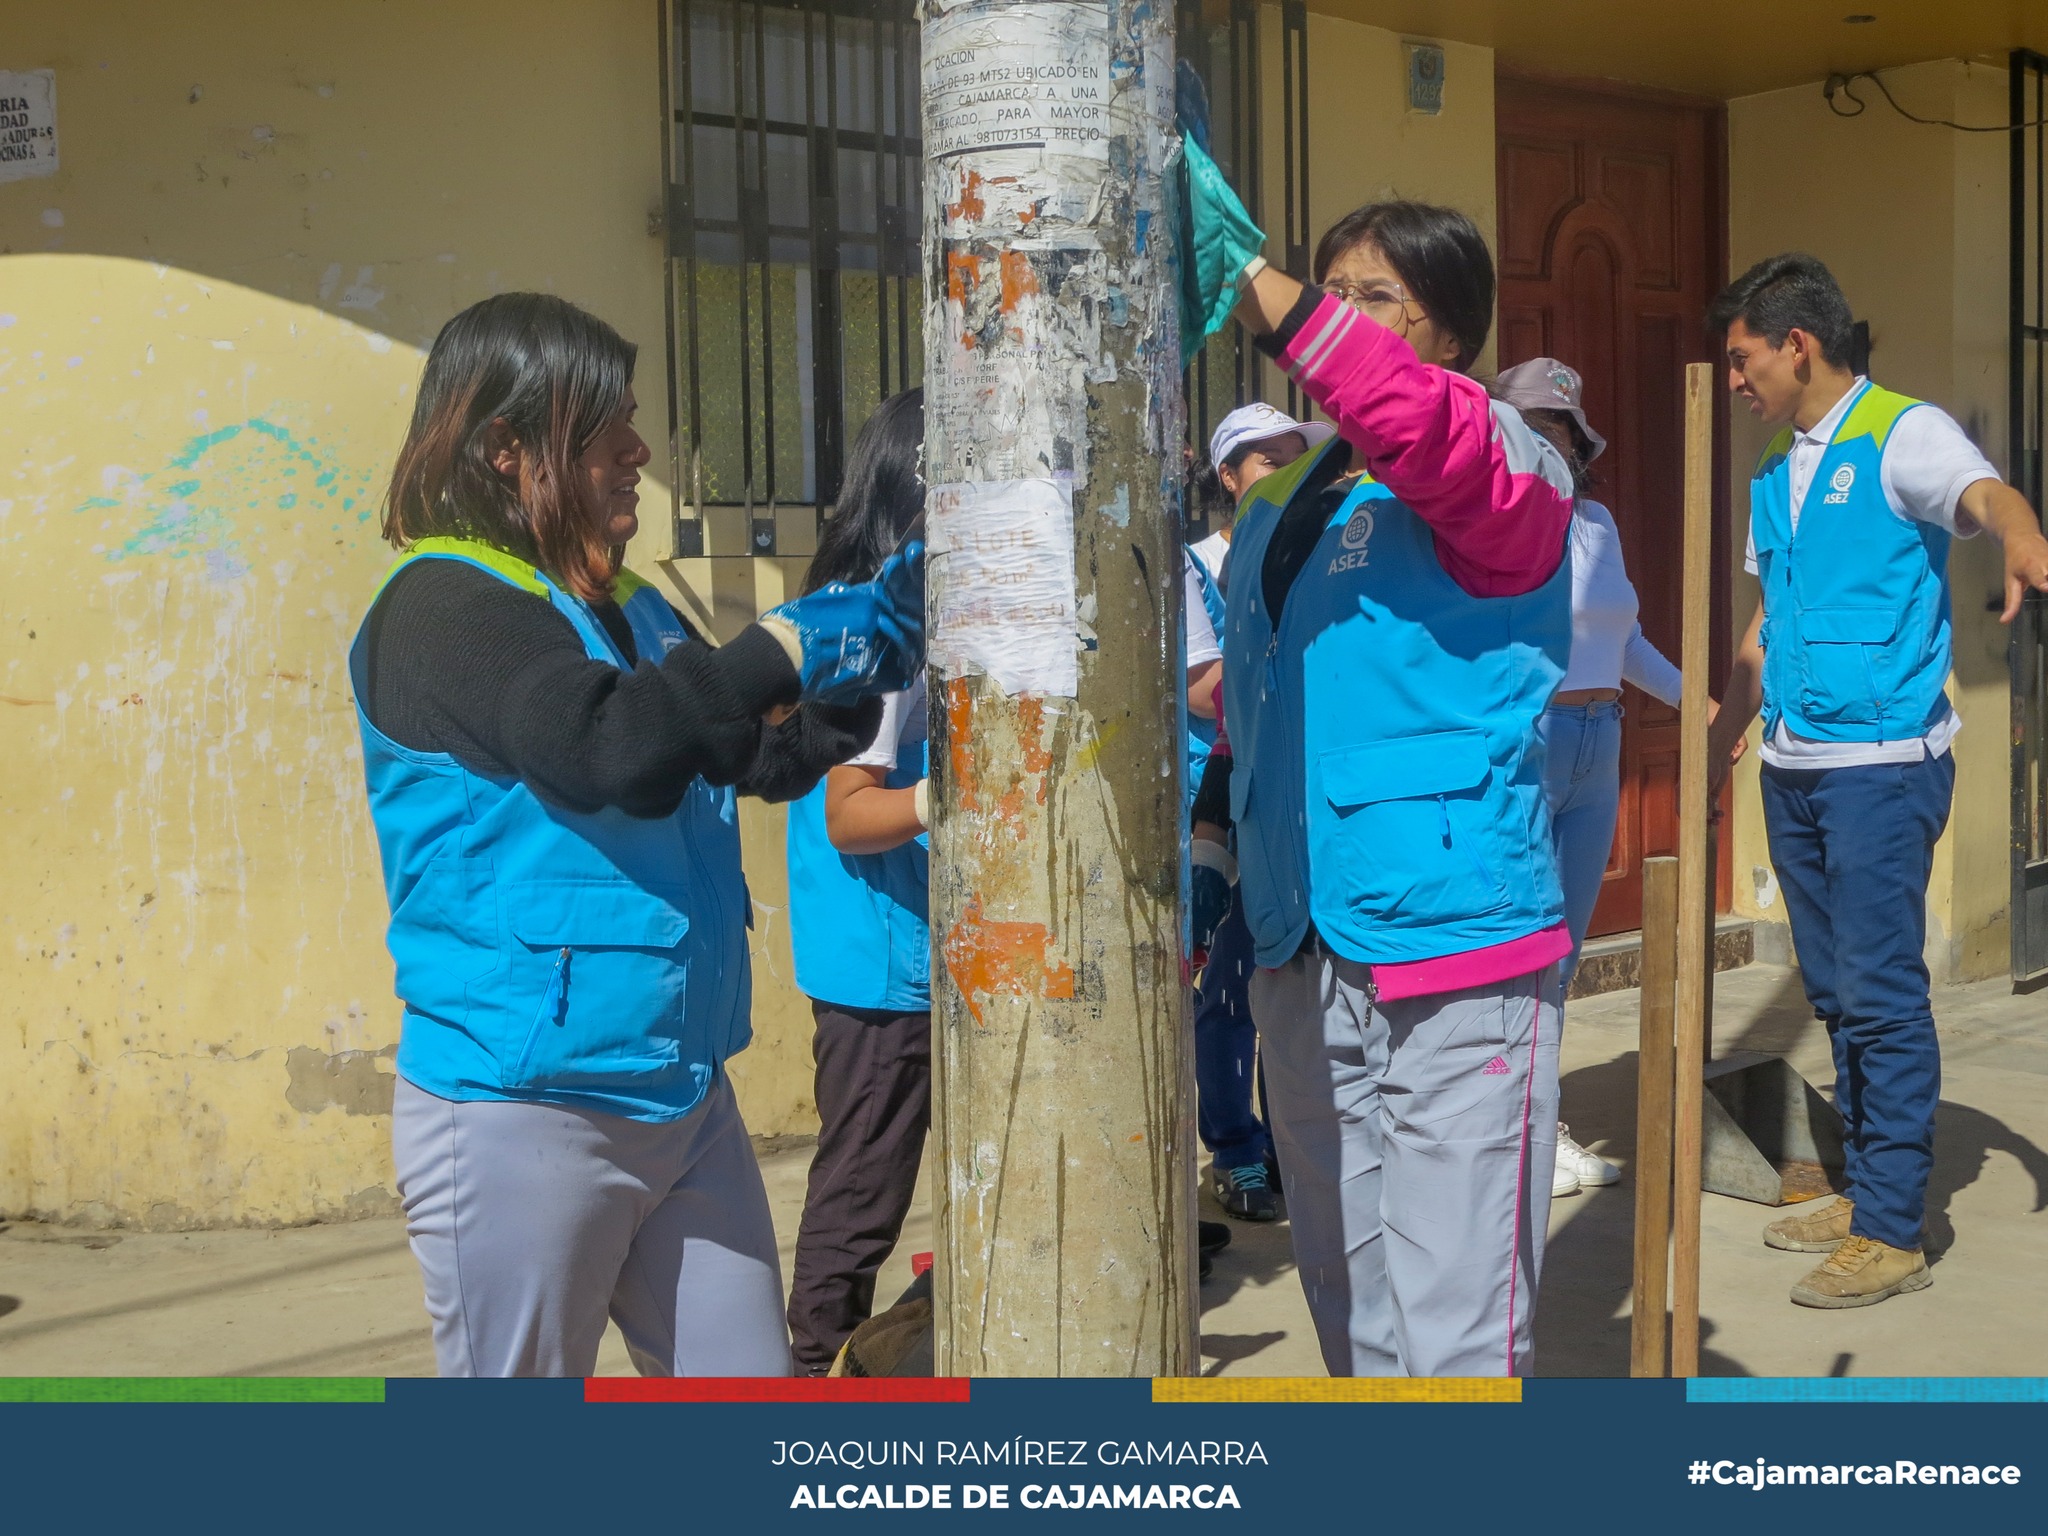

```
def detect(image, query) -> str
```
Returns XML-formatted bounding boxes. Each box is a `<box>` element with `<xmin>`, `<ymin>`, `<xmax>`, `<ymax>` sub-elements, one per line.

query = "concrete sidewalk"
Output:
<box><xmin>3</xmin><ymin>965</ymin><xmax>2043</xmax><ymax>1378</ymax></box>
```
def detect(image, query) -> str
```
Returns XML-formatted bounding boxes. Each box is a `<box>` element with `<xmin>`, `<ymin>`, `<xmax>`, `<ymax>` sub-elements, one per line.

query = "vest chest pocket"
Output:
<box><xmin>504</xmin><ymin>878</ymin><xmax>692</xmax><ymax>1090</ymax></box>
<box><xmin>1796</xmin><ymin>607</ymin><xmax>1899</xmax><ymax>728</ymax></box>
<box><xmin>1317</xmin><ymin>729</ymin><xmax>1510</xmax><ymax>927</ymax></box>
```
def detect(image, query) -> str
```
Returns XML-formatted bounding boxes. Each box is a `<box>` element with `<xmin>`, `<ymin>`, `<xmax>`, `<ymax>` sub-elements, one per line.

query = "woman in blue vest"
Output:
<box><xmin>1187</xmin><ymin>406</ymin><xmax>1330</xmax><ymax>1226</ymax></box>
<box><xmin>1184</xmin><ymin>149</ymin><xmax>1579</xmax><ymax>1374</ymax></box>
<box><xmin>782</xmin><ymin>389</ymin><xmax>935</xmax><ymax>1374</ymax></box>
<box><xmin>352</xmin><ymin>293</ymin><xmax>922</xmax><ymax>1377</ymax></box>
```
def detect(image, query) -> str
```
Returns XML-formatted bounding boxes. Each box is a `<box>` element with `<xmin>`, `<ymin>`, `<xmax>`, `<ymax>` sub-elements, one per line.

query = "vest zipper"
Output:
<box><xmin>515</xmin><ymin>947</ymin><xmax>571</xmax><ymax>1079</ymax></box>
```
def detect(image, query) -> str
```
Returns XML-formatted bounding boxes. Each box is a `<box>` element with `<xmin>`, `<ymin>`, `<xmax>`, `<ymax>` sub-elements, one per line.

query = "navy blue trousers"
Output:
<box><xmin>1760</xmin><ymin>751</ymin><xmax>1954</xmax><ymax>1251</ymax></box>
<box><xmin>1194</xmin><ymin>896</ymin><xmax>1272</xmax><ymax>1170</ymax></box>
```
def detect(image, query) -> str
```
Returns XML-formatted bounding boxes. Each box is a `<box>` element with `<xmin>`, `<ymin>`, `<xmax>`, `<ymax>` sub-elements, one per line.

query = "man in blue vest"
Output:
<box><xmin>1705</xmin><ymin>253</ymin><xmax>2048</xmax><ymax>1309</ymax></box>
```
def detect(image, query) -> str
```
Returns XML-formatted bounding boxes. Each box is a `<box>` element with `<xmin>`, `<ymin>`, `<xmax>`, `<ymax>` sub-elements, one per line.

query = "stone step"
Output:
<box><xmin>1566</xmin><ymin>915</ymin><xmax>1755</xmax><ymax>1001</ymax></box>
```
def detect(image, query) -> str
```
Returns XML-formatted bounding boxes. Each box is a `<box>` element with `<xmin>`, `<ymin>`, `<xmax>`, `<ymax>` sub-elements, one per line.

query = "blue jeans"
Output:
<box><xmin>1760</xmin><ymin>752</ymin><xmax>1954</xmax><ymax>1251</ymax></box>
<box><xmin>1194</xmin><ymin>896</ymin><xmax>1272</xmax><ymax>1170</ymax></box>
<box><xmin>1537</xmin><ymin>701</ymin><xmax>1623</xmax><ymax>987</ymax></box>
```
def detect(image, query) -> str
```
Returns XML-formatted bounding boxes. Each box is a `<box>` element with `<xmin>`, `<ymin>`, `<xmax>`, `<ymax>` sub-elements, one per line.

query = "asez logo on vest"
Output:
<box><xmin>1328</xmin><ymin>506</ymin><xmax>1375</xmax><ymax>575</ymax></box>
<box><xmin>1822</xmin><ymin>464</ymin><xmax>1855</xmax><ymax>506</ymax></box>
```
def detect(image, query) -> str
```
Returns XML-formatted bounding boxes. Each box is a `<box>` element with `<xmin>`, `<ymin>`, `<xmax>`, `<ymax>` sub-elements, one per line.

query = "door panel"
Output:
<box><xmin>1496</xmin><ymin>76</ymin><xmax>1729</xmax><ymax>936</ymax></box>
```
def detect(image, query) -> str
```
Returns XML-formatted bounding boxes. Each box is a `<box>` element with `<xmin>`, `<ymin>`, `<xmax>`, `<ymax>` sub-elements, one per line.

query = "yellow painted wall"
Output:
<box><xmin>1250</xmin><ymin>8</ymin><xmax>1497</xmax><ymax>404</ymax></box>
<box><xmin>1724</xmin><ymin>58</ymin><xmax>2014</xmax><ymax>981</ymax></box>
<box><xmin>0</xmin><ymin>0</ymin><xmax>821</xmax><ymax>1229</ymax></box>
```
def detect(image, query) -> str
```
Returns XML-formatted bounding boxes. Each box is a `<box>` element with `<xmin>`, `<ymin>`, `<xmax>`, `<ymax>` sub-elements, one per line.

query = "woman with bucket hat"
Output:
<box><xmin>1492</xmin><ymin>358</ymin><xmax>1727</xmax><ymax>1196</ymax></box>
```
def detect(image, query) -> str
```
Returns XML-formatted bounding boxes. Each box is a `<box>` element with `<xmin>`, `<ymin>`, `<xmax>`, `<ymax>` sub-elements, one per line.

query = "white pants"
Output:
<box><xmin>392</xmin><ymin>1075</ymin><xmax>790</xmax><ymax>1378</ymax></box>
<box><xmin>1252</xmin><ymin>955</ymin><xmax>1560</xmax><ymax>1377</ymax></box>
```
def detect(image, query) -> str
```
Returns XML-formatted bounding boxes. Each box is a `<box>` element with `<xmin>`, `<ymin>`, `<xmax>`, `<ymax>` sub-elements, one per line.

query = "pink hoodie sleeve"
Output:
<box><xmin>1273</xmin><ymin>294</ymin><xmax>1573</xmax><ymax>598</ymax></box>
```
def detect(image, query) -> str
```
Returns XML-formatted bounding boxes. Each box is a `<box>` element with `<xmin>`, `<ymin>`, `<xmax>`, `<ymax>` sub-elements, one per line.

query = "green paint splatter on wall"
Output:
<box><xmin>75</xmin><ymin>417</ymin><xmax>376</xmax><ymax>582</ymax></box>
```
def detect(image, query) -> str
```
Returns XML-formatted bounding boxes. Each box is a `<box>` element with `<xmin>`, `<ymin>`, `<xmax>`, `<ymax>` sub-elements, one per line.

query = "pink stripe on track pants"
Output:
<box><xmin>1251</xmin><ymin>956</ymin><xmax>1562</xmax><ymax>1376</ymax></box>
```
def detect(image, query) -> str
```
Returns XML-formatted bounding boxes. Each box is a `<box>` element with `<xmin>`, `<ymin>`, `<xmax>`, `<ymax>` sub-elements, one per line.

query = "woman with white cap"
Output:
<box><xmin>1185</xmin><ymin>404</ymin><xmax>1333</xmax><ymax>1225</ymax></box>
<box><xmin>1490</xmin><ymin>358</ymin><xmax>1725</xmax><ymax>1195</ymax></box>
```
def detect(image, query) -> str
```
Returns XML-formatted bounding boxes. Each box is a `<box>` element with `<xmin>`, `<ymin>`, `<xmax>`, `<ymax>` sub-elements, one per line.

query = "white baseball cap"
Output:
<box><xmin>1207</xmin><ymin>402</ymin><xmax>1334</xmax><ymax>471</ymax></box>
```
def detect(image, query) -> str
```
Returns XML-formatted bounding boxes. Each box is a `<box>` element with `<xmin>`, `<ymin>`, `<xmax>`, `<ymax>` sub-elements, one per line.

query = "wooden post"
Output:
<box><xmin>1629</xmin><ymin>856</ymin><xmax>1679</xmax><ymax>1378</ymax></box>
<box><xmin>1668</xmin><ymin>362</ymin><xmax>1716</xmax><ymax>1377</ymax></box>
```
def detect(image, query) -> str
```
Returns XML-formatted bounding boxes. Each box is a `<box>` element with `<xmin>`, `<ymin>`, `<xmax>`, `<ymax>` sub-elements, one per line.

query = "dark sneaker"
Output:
<box><xmin>1199</xmin><ymin>1249</ymin><xmax>1214</xmax><ymax>1283</ymax></box>
<box><xmin>1210</xmin><ymin>1160</ymin><xmax>1281</xmax><ymax>1222</ymax></box>
<box><xmin>1198</xmin><ymin>1220</ymin><xmax>1232</xmax><ymax>1256</ymax></box>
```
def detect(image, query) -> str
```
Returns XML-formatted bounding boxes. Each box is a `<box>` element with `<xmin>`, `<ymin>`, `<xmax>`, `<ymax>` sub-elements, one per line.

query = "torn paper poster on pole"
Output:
<box><xmin>925</xmin><ymin>0</ymin><xmax>1111</xmax><ymax>161</ymax></box>
<box><xmin>0</xmin><ymin>70</ymin><xmax>58</xmax><ymax>183</ymax></box>
<box><xmin>920</xmin><ymin>0</ymin><xmax>1195</xmax><ymax>1378</ymax></box>
<box><xmin>926</xmin><ymin>477</ymin><xmax>1079</xmax><ymax>698</ymax></box>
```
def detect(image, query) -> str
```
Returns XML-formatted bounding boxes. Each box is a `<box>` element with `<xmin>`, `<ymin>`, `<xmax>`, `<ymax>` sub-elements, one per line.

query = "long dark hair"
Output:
<box><xmin>803</xmin><ymin>388</ymin><xmax>925</xmax><ymax>595</ymax></box>
<box><xmin>1312</xmin><ymin>201</ymin><xmax>1495</xmax><ymax>374</ymax></box>
<box><xmin>384</xmin><ymin>292</ymin><xmax>636</xmax><ymax>602</ymax></box>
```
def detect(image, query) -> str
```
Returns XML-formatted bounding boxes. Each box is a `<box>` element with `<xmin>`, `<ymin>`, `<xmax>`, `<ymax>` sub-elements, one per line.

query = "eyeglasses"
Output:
<box><xmin>1325</xmin><ymin>280</ymin><xmax>1417</xmax><ymax>326</ymax></box>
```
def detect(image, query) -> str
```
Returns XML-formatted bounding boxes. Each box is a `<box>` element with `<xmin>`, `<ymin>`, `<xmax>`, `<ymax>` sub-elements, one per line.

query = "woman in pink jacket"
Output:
<box><xmin>1189</xmin><ymin>174</ymin><xmax>1578</xmax><ymax>1374</ymax></box>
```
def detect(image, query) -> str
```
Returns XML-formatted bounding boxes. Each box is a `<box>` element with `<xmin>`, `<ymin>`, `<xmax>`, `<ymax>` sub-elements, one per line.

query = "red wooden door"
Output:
<box><xmin>1495</xmin><ymin>75</ymin><xmax>1729</xmax><ymax>936</ymax></box>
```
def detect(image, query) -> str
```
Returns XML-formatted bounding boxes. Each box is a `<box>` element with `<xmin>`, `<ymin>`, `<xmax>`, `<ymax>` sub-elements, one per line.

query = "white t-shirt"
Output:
<box><xmin>848</xmin><ymin>674</ymin><xmax>929</xmax><ymax>776</ymax></box>
<box><xmin>1190</xmin><ymin>529</ymin><xmax>1232</xmax><ymax>589</ymax></box>
<box><xmin>1741</xmin><ymin>379</ymin><xmax>1994</xmax><ymax>769</ymax></box>
<box><xmin>1559</xmin><ymin>500</ymin><xmax>1682</xmax><ymax>705</ymax></box>
<box><xmin>1184</xmin><ymin>551</ymin><xmax>1222</xmax><ymax>669</ymax></box>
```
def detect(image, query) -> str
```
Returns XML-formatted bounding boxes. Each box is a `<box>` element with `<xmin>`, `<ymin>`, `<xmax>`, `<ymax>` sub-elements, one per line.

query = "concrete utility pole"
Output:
<box><xmin>919</xmin><ymin>0</ymin><xmax>1195</xmax><ymax>1374</ymax></box>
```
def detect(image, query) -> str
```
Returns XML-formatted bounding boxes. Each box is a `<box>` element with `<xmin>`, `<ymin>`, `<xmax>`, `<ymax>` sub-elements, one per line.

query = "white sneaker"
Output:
<box><xmin>1551</xmin><ymin>1155</ymin><xmax>1581</xmax><ymax>1198</ymax></box>
<box><xmin>1558</xmin><ymin>1123</ymin><xmax>1621</xmax><ymax>1188</ymax></box>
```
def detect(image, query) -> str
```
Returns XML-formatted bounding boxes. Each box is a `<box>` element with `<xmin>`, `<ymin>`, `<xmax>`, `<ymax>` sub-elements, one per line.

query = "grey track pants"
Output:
<box><xmin>392</xmin><ymin>1075</ymin><xmax>791</xmax><ymax>1378</ymax></box>
<box><xmin>1252</xmin><ymin>954</ymin><xmax>1560</xmax><ymax>1377</ymax></box>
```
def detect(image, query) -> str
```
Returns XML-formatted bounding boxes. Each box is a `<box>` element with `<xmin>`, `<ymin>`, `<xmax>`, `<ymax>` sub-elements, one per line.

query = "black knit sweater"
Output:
<box><xmin>359</xmin><ymin>558</ymin><xmax>879</xmax><ymax>817</ymax></box>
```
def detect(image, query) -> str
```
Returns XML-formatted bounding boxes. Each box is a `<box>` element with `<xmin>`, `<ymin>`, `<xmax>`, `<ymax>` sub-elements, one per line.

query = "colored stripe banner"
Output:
<box><xmin>1689</xmin><ymin>1379</ymin><xmax>2048</xmax><ymax>1404</ymax></box>
<box><xmin>586</xmin><ymin>1377</ymin><xmax>973</xmax><ymax>1404</ymax></box>
<box><xmin>1154</xmin><ymin>1378</ymin><xmax>1521</xmax><ymax>1404</ymax></box>
<box><xmin>0</xmin><ymin>1378</ymin><xmax>384</xmax><ymax>1404</ymax></box>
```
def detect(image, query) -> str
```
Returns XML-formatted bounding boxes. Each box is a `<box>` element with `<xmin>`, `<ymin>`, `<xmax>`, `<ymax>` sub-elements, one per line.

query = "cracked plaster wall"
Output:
<box><xmin>0</xmin><ymin>0</ymin><xmax>828</xmax><ymax>1228</ymax></box>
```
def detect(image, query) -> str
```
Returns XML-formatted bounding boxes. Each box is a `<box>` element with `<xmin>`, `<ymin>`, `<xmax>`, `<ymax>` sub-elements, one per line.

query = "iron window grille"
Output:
<box><xmin>662</xmin><ymin>0</ymin><xmax>923</xmax><ymax>557</ymax></box>
<box><xmin>1177</xmin><ymin>0</ymin><xmax>1306</xmax><ymax>535</ymax></box>
<box><xmin>2011</xmin><ymin>47</ymin><xmax>2048</xmax><ymax>981</ymax></box>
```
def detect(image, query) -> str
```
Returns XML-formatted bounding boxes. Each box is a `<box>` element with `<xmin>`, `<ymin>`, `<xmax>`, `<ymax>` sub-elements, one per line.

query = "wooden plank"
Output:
<box><xmin>1668</xmin><ymin>362</ymin><xmax>1716</xmax><ymax>1377</ymax></box>
<box><xmin>1630</xmin><ymin>855</ymin><xmax>1680</xmax><ymax>1378</ymax></box>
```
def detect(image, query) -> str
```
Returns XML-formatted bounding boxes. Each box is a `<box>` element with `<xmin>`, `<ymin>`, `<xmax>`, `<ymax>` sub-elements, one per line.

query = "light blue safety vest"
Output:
<box><xmin>1749</xmin><ymin>381</ymin><xmax>1953</xmax><ymax>743</ymax></box>
<box><xmin>1221</xmin><ymin>438</ymin><xmax>1571</xmax><ymax>970</ymax></box>
<box><xmin>348</xmin><ymin>537</ymin><xmax>752</xmax><ymax>1122</ymax></box>
<box><xmin>786</xmin><ymin>681</ymin><xmax>931</xmax><ymax>1012</ymax></box>
<box><xmin>1185</xmin><ymin>549</ymin><xmax>1229</xmax><ymax>819</ymax></box>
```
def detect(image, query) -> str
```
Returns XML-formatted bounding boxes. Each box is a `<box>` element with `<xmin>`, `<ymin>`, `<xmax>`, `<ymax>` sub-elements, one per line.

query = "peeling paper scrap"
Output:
<box><xmin>924</xmin><ymin>0</ymin><xmax>1111</xmax><ymax>163</ymax></box>
<box><xmin>929</xmin><ymin>477</ymin><xmax>1078</xmax><ymax>697</ymax></box>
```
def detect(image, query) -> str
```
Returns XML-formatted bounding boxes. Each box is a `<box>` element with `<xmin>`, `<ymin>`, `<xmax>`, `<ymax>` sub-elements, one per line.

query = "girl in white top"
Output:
<box><xmin>1493</xmin><ymin>358</ymin><xmax>1717</xmax><ymax>1197</ymax></box>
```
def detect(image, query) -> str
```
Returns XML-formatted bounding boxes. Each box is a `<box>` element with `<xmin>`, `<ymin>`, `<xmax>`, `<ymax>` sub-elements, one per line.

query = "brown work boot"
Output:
<box><xmin>1789</xmin><ymin>1235</ymin><xmax>1932</xmax><ymax>1309</ymax></box>
<box><xmin>1763</xmin><ymin>1197</ymin><xmax>1854</xmax><ymax>1252</ymax></box>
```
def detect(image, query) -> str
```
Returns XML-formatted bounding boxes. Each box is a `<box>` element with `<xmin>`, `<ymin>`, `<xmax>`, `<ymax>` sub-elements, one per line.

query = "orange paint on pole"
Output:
<box><xmin>946</xmin><ymin>252</ymin><xmax>984</xmax><ymax>349</ymax></box>
<box><xmin>945</xmin><ymin>678</ymin><xmax>979</xmax><ymax>812</ymax></box>
<box><xmin>998</xmin><ymin>250</ymin><xmax>1039</xmax><ymax>312</ymax></box>
<box><xmin>947</xmin><ymin>170</ymin><xmax>986</xmax><ymax>222</ymax></box>
<box><xmin>941</xmin><ymin>895</ymin><xmax>1077</xmax><ymax>1028</ymax></box>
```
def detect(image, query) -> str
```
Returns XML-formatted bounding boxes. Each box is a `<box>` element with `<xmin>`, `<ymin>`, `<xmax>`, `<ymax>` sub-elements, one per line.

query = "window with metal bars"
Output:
<box><xmin>662</xmin><ymin>0</ymin><xmax>923</xmax><ymax>556</ymax></box>
<box><xmin>2010</xmin><ymin>46</ymin><xmax>2048</xmax><ymax>980</ymax></box>
<box><xmin>1177</xmin><ymin>0</ymin><xmax>1307</xmax><ymax>533</ymax></box>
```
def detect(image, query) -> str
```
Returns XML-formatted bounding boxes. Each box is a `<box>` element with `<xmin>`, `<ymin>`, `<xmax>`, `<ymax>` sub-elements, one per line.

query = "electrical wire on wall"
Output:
<box><xmin>1824</xmin><ymin>67</ymin><xmax>2048</xmax><ymax>130</ymax></box>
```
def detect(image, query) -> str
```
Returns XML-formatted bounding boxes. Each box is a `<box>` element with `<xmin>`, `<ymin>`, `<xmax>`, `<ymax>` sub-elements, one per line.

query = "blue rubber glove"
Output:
<box><xmin>761</xmin><ymin>542</ymin><xmax>925</xmax><ymax>706</ymax></box>
<box><xmin>1177</xmin><ymin>136</ymin><xmax>1268</xmax><ymax>367</ymax></box>
<box><xmin>1191</xmin><ymin>864</ymin><xmax>1233</xmax><ymax>960</ymax></box>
